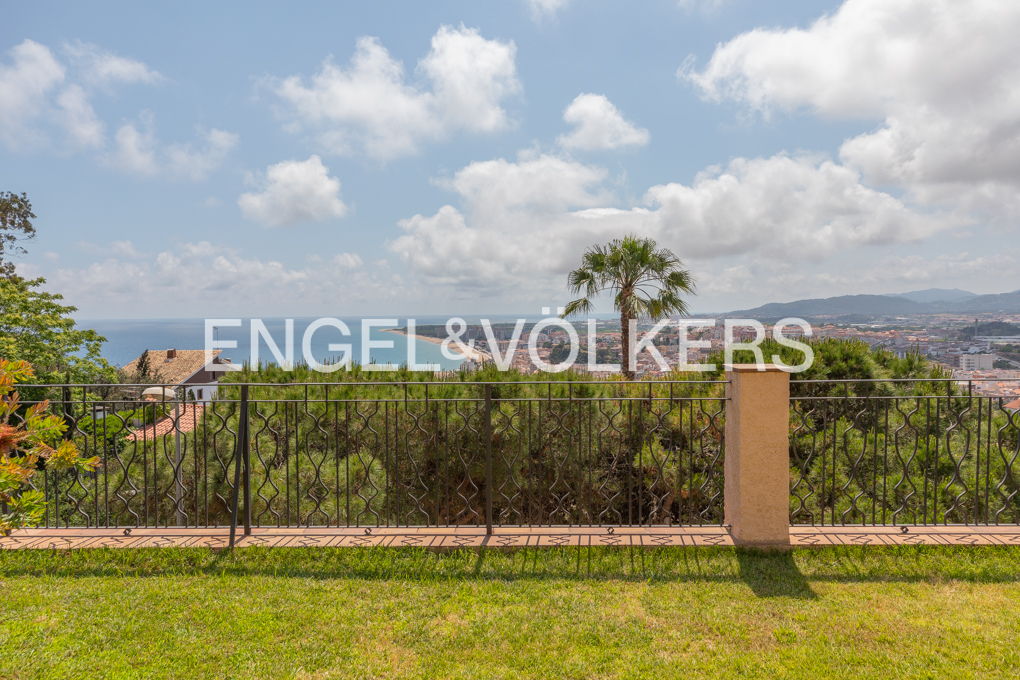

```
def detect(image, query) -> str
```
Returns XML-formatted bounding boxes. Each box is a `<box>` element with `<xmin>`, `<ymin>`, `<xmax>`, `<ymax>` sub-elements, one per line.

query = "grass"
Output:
<box><xmin>2</xmin><ymin>546</ymin><xmax>1020</xmax><ymax>679</ymax></box>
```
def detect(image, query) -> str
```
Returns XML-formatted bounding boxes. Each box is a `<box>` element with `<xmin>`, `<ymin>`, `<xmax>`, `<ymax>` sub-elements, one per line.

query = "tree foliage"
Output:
<box><xmin>0</xmin><ymin>276</ymin><xmax>112</xmax><ymax>383</ymax></box>
<box><xmin>0</xmin><ymin>359</ymin><xmax>100</xmax><ymax>531</ymax></box>
<box><xmin>562</xmin><ymin>235</ymin><xmax>695</xmax><ymax>379</ymax></box>
<box><xmin>0</xmin><ymin>192</ymin><xmax>36</xmax><ymax>277</ymax></box>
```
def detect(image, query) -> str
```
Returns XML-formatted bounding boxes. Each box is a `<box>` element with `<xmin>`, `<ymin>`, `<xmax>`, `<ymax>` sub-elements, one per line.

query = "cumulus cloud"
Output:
<box><xmin>525</xmin><ymin>0</ymin><xmax>571</xmax><ymax>21</ymax></box>
<box><xmin>1</xmin><ymin>40</ymin><xmax>76</xmax><ymax>149</ymax></box>
<box><xmin>0</xmin><ymin>39</ymin><xmax>160</xmax><ymax>151</ymax></box>
<box><xmin>557</xmin><ymin>94</ymin><xmax>649</xmax><ymax>151</ymax></box>
<box><xmin>442</xmin><ymin>151</ymin><xmax>610</xmax><ymax>219</ymax></box>
<box><xmin>238</xmin><ymin>155</ymin><xmax>348</xmax><ymax>227</ymax></box>
<box><xmin>108</xmin><ymin>113</ymin><xmax>238</xmax><ymax>180</ymax></box>
<box><xmin>63</xmin><ymin>40</ymin><xmax>161</xmax><ymax>87</ymax></box>
<box><xmin>1</xmin><ymin>38</ymin><xmax>235</xmax><ymax>179</ymax></box>
<box><xmin>271</xmin><ymin>25</ymin><xmax>520</xmax><ymax>159</ymax></box>
<box><xmin>333</xmin><ymin>252</ymin><xmax>363</xmax><ymax>269</ymax></box>
<box><xmin>390</xmin><ymin>151</ymin><xmax>957</xmax><ymax>290</ymax></box>
<box><xmin>44</xmin><ymin>242</ymin><xmax>398</xmax><ymax>317</ymax></box>
<box><xmin>676</xmin><ymin>0</ymin><xmax>731</xmax><ymax>13</ymax></box>
<box><xmin>683</xmin><ymin>0</ymin><xmax>1020</xmax><ymax>215</ymax></box>
<box><xmin>833</xmin><ymin>252</ymin><xmax>1020</xmax><ymax>290</ymax></box>
<box><xmin>55</xmin><ymin>84</ymin><xmax>104</xmax><ymax>147</ymax></box>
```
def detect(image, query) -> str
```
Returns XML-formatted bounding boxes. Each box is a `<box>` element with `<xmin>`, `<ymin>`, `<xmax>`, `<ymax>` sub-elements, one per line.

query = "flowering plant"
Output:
<box><xmin>0</xmin><ymin>359</ymin><xmax>99</xmax><ymax>532</ymax></box>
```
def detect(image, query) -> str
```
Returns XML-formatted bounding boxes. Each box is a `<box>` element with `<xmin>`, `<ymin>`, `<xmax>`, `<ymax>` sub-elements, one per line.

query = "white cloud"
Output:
<box><xmin>333</xmin><ymin>252</ymin><xmax>364</xmax><ymax>269</ymax></box>
<box><xmin>109</xmin><ymin>117</ymin><xmax>158</xmax><ymax>174</ymax></box>
<box><xmin>0</xmin><ymin>40</ymin><xmax>69</xmax><ymax>149</ymax></box>
<box><xmin>0</xmin><ymin>39</ymin><xmax>161</xmax><ymax>151</ymax></box>
<box><xmin>834</xmin><ymin>252</ymin><xmax>1020</xmax><ymax>290</ymax></box>
<box><xmin>271</xmin><ymin>25</ymin><xmax>520</xmax><ymax>159</ymax></box>
<box><xmin>63</xmin><ymin>40</ymin><xmax>161</xmax><ymax>87</ymax></box>
<box><xmin>55</xmin><ymin>84</ymin><xmax>104</xmax><ymax>148</ymax></box>
<box><xmin>683</xmin><ymin>0</ymin><xmax>1020</xmax><ymax>216</ymax></box>
<box><xmin>390</xmin><ymin>151</ymin><xmax>957</xmax><ymax>290</ymax></box>
<box><xmin>677</xmin><ymin>0</ymin><xmax>731</xmax><ymax>13</ymax></box>
<box><xmin>557</xmin><ymin>94</ymin><xmax>649</xmax><ymax>151</ymax></box>
<box><xmin>166</xmin><ymin>128</ymin><xmax>239</xmax><ymax>180</ymax></box>
<box><xmin>238</xmin><ymin>155</ymin><xmax>348</xmax><ymax>227</ymax></box>
<box><xmin>442</xmin><ymin>151</ymin><xmax>610</xmax><ymax>220</ymax></box>
<box><xmin>525</xmin><ymin>0</ymin><xmax>571</xmax><ymax>21</ymax></box>
<box><xmin>108</xmin><ymin>113</ymin><xmax>238</xmax><ymax>180</ymax></box>
<box><xmin>0</xmin><ymin>38</ymin><xmax>234</xmax><ymax>179</ymax></box>
<box><xmin>43</xmin><ymin>242</ymin><xmax>401</xmax><ymax>317</ymax></box>
<box><xmin>420</xmin><ymin>25</ymin><xmax>520</xmax><ymax>134</ymax></box>
<box><xmin>111</xmin><ymin>240</ymin><xmax>142</xmax><ymax>258</ymax></box>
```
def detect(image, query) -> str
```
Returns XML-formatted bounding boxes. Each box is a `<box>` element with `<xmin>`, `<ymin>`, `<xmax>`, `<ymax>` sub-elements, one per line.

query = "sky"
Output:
<box><xmin>3</xmin><ymin>0</ymin><xmax>1018</xmax><ymax>318</ymax></box>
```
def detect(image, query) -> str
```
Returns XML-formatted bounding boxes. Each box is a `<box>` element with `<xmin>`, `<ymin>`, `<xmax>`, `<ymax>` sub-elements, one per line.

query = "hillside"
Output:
<box><xmin>892</xmin><ymin>288</ymin><xmax>977</xmax><ymax>304</ymax></box>
<box><xmin>730</xmin><ymin>290</ymin><xmax>1020</xmax><ymax>319</ymax></box>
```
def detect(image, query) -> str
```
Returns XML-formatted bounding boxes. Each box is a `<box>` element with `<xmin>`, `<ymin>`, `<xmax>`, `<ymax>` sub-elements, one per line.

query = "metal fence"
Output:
<box><xmin>790</xmin><ymin>379</ymin><xmax>1020</xmax><ymax>526</ymax></box>
<box><xmin>18</xmin><ymin>381</ymin><xmax>727</xmax><ymax>532</ymax></box>
<box><xmin>14</xmin><ymin>377</ymin><xmax>1020</xmax><ymax>534</ymax></box>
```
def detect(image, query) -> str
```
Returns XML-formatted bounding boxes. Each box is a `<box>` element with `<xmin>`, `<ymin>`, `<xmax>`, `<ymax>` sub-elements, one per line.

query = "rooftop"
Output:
<box><xmin>122</xmin><ymin>349</ymin><xmax>222</xmax><ymax>385</ymax></box>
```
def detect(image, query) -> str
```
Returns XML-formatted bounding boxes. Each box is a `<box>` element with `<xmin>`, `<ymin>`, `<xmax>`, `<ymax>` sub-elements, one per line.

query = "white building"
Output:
<box><xmin>958</xmin><ymin>354</ymin><xmax>996</xmax><ymax>371</ymax></box>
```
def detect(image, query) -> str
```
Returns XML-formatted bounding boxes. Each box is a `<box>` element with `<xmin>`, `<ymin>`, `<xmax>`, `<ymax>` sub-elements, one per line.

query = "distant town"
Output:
<box><xmin>401</xmin><ymin>287</ymin><xmax>1020</xmax><ymax>398</ymax></box>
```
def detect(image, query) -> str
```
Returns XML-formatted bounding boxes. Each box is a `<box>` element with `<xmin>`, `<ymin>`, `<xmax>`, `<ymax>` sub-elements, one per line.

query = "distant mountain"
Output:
<box><xmin>729</xmin><ymin>290</ymin><xmax>1020</xmax><ymax>320</ymax></box>
<box><xmin>890</xmin><ymin>288</ymin><xmax>976</xmax><ymax>304</ymax></box>
<box><xmin>949</xmin><ymin>290</ymin><xmax>1020</xmax><ymax>313</ymax></box>
<box><xmin>729</xmin><ymin>294</ymin><xmax>927</xmax><ymax>319</ymax></box>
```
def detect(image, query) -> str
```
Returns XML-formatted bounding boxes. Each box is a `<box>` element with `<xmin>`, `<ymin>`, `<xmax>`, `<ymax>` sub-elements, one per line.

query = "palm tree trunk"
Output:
<box><xmin>621</xmin><ymin>310</ymin><xmax>634</xmax><ymax>380</ymax></box>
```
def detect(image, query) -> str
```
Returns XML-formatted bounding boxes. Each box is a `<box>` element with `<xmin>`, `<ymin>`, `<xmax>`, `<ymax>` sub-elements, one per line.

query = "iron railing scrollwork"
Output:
<box><xmin>16</xmin><ymin>380</ymin><xmax>728</xmax><ymax>531</ymax></box>
<box><xmin>16</xmin><ymin>378</ymin><xmax>1018</xmax><ymax>531</ymax></box>
<box><xmin>789</xmin><ymin>379</ymin><xmax>1020</xmax><ymax>526</ymax></box>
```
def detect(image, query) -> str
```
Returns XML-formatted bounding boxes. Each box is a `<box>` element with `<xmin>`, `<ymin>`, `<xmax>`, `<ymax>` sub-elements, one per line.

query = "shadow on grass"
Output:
<box><xmin>3</xmin><ymin>544</ymin><xmax>1020</xmax><ymax>588</ymax></box>
<box><xmin>736</xmin><ymin>548</ymin><xmax>816</xmax><ymax>599</ymax></box>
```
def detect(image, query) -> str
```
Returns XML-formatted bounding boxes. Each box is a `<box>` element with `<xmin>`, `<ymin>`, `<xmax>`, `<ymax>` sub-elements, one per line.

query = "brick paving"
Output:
<box><xmin>3</xmin><ymin>525</ymin><xmax>1019</xmax><ymax>550</ymax></box>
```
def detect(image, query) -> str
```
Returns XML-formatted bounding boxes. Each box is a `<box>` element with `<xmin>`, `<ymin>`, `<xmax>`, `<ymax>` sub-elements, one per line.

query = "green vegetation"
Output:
<box><xmin>2</xmin><ymin>545</ymin><xmax>1020</xmax><ymax>679</ymax></box>
<box><xmin>25</xmin><ymin>340</ymin><xmax>1020</xmax><ymax>528</ymax></box>
<box><xmin>562</xmin><ymin>235</ymin><xmax>695</xmax><ymax>379</ymax></box>
<box><xmin>0</xmin><ymin>360</ymin><xmax>99</xmax><ymax>531</ymax></box>
<box><xmin>957</xmin><ymin>321</ymin><xmax>1020</xmax><ymax>340</ymax></box>
<box><xmin>0</xmin><ymin>191</ymin><xmax>36</xmax><ymax>278</ymax></box>
<box><xmin>0</xmin><ymin>276</ymin><xmax>112</xmax><ymax>384</ymax></box>
<box><xmin>0</xmin><ymin>191</ymin><xmax>111</xmax><ymax>384</ymax></box>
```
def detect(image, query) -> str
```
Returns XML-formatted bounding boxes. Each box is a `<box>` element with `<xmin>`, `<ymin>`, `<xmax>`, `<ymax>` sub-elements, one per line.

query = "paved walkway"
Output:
<box><xmin>3</xmin><ymin>525</ymin><xmax>1019</xmax><ymax>550</ymax></box>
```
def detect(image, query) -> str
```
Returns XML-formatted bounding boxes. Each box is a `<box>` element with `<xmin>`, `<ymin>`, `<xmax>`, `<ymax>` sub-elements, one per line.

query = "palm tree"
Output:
<box><xmin>562</xmin><ymin>236</ymin><xmax>695</xmax><ymax>379</ymax></box>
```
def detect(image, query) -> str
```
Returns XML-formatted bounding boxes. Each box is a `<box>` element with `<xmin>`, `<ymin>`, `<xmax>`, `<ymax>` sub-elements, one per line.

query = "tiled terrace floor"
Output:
<box><xmin>3</xmin><ymin>525</ymin><xmax>1020</xmax><ymax>550</ymax></box>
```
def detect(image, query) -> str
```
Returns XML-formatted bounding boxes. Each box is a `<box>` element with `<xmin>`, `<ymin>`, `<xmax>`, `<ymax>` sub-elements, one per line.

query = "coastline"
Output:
<box><xmin>384</xmin><ymin>328</ymin><xmax>490</xmax><ymax>363</ymax></box>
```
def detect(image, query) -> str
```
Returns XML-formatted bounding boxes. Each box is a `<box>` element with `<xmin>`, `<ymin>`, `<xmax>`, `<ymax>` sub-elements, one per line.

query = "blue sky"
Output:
<box><xmin>4</xmin><ymin>0</ymin><xmax>1017</xmax><ymax>318</ymax></box>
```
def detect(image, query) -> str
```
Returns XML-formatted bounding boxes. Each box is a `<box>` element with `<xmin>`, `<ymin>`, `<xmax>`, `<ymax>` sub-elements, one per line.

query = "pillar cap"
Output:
<box><xmin>724</xmin><ymin>363</ymin><xmax>786</xmax><ymax>373</ymax></box>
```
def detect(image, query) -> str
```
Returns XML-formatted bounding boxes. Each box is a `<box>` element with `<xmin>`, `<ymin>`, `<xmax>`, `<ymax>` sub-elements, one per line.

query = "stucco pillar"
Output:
<box><xmin>724</xmin><ymin>364</ymin><xmax>790</xmax><ymax>547</ymax></box>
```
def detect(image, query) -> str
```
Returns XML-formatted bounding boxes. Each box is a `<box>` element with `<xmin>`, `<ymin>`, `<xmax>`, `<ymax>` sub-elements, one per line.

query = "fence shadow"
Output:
<box><xmin>3</xmin><ymin>545</ymin><xmax>1020</xmax><ymax>587</ymax></box>
<box><xmin>735</xmin><ymin>548</ymin><xmax>817</xmax><ymax>599</ymax></box>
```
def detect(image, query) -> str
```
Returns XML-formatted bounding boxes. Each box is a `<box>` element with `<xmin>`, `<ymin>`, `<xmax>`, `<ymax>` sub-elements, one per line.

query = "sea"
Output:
<box><xmin>78</xmin><ymin>314</ymin><xmax>603</xmax><ymax>372</ymax></box>
<box><xmin>80</xmin><ymin>317</ymin><xmax>470</xmax><ymax>371</ymax></box>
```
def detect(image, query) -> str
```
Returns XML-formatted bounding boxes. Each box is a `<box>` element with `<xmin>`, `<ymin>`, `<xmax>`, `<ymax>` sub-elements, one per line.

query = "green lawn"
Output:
<box><xmin>2</xmin><ymin>546</ymin><xmax>1020</xmax><ymax>679</ymax></box>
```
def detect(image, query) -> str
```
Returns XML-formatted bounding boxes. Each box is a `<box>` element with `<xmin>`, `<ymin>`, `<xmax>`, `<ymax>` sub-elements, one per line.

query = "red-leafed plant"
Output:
<box><xmin>0</xmin><ymin>359</ymin><xmax>99</xmax><ymax>532</ymax></box>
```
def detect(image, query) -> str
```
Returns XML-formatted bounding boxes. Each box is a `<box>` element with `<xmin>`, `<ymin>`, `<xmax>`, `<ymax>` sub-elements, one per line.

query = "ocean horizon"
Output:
<box><xmin>79</xmin><ymin>316</ymin><xmax>476</xmax><ymax>370</ymax></box>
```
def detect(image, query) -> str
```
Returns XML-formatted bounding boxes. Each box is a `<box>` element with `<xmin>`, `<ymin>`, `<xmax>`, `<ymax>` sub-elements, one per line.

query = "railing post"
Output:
<box><xmin>483</xmin><ymin>384</ymin><xmax>494</xmax><ymax>535</ymax></box>
<box><xmin>228</xmin><ymin>384</ymin><xmax>250</xmax><ymax>547</ymax></box>
<box><xmin>724</xmin><ymin>365</ymin><xmax>791</xmax><ymax>548</ymax></box>
<box><xmin>241</xmin><ymin>385</ymin><xmax>251</xmax><ymax>536</ymax></box>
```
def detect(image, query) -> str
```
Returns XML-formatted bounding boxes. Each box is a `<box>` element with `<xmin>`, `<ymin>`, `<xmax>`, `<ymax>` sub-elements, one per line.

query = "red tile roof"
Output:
<box><xmin>122</xmin><ymin>349</ymin><xmax>222</xmax><ymax>385</ymax></box>
<box><xmin>125</xmin><ymin>403</ymin><xmax>205</xmax><ymax>441</ymax></box>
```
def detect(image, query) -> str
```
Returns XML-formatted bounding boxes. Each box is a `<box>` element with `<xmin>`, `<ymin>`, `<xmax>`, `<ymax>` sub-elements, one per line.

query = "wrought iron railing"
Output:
<box><xmin>16</xmin><ymin>380</ymin><xmax>727</xmax><ymax>533</ymax></box>
<box><xmin>790</xmin><ymin>379</ymin><xmax>1020</xmax><ymax>526</ymax></box>
<box><xmin>13</xmin><ymin>377</ymin><xmax>1019</xmax><ymax>535</ymax></box>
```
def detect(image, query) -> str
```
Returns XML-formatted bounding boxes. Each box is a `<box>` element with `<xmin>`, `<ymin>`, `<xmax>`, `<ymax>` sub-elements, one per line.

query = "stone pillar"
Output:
<box><xmin>724</xmin><ymin>364</ymin><xmax>790</xmax><ymax>547</ymax></box>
